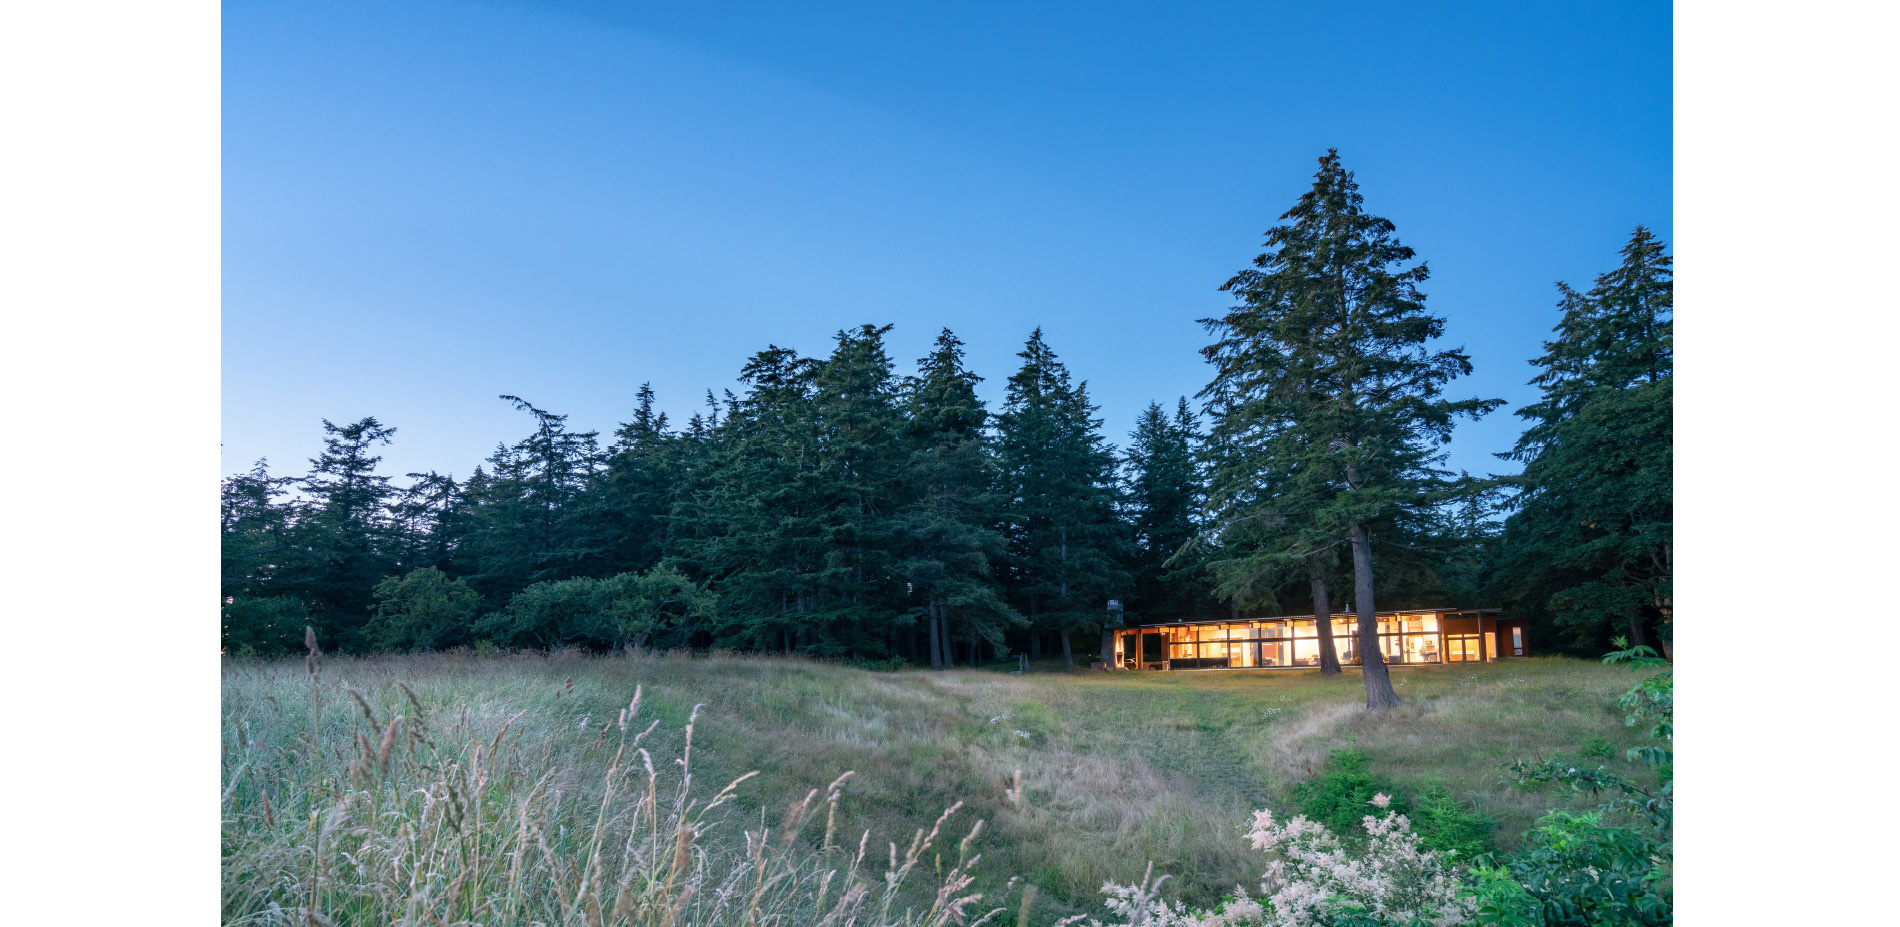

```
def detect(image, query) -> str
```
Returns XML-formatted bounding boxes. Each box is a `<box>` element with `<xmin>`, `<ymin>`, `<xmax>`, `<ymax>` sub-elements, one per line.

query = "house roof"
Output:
<box><xmin>1125</xmin><ymin>608</ymin><xmax>1502</xmax><ymax>630</ymax></box>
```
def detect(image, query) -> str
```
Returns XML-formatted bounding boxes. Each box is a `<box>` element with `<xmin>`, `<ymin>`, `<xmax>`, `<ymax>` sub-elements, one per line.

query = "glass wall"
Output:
<box><xmin>1133</xmin><ymin>613</ymin><xmax>1462</xmax><ymax>669</ymax></box>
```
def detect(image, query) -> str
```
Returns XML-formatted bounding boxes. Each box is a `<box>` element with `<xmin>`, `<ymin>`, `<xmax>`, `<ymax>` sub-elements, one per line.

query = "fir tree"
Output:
<box><xmin>808</xmin><ymin>324</ymin><xmax>908</xmax><ymax>655</ymax></box>
<box><xmin>994</xmin><ymin>329</ymin><xmax>1128</xmax><ymax>669</ymax></box>
<box><xmin>1122</xmin><ymin>399</ymin><xmax>1221</xmax><ymax>629</ymax></box>
<box><xmin>1202</xmin><ymin>151</ymin><xmax>1499</xmax><ymax>708</ymax></box>
<box><xmin>291</xmin><ymin>417</ymin><xmax>402</xmax><ymax>649</ymax></box>
<box><xmin>1493</xmin><ymin>228</ymin><xmax>1673</xmax><ymax>655</ymax></box>
<box><xmin>892</xmin><ymin>329</ymin><xmax>1022</xmax><ymax>669</ymax></box>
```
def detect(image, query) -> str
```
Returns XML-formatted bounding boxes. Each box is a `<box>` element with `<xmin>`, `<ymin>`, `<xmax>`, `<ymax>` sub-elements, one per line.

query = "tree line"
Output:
<box><xmin>222</xmin><ymin>150</ymin><xmax>1671</xmax><ymax>700</ymax></box>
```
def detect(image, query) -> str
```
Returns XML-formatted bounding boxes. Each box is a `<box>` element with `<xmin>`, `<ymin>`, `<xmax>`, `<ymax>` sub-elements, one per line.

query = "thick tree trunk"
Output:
<box><xmin>1309</xmin><ymin>552</ymin><xmax>1342</xmax><ymax>675</ymax></box>
<box><xmin>1060</xmin><ymin>629</ymin><xmax>1074</xmax><ymax>669</ymax></box>
<box><xmin>1350</xmin><ymin>522</ymin><xmax>1402</xmax><ymax>711</ymax></box>
<box><xmin>1627</xmin><ymin>613</ymin><xmax>1649</xmax><ymax>650</ymax></box>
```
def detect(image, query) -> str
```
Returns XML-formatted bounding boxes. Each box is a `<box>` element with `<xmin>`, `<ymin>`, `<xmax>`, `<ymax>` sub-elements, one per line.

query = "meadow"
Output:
<box><xmin>220</xmin><ymin>651</ymin><xmax>1657</xmax><ymax>925</ymax></box>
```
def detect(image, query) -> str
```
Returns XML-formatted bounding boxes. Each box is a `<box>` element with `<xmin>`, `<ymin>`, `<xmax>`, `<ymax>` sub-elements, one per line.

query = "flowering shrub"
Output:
<box><xmin>1081</xmin><ymin>795</ymin><xmax>1471</xmax><ymax>927</ymax></box>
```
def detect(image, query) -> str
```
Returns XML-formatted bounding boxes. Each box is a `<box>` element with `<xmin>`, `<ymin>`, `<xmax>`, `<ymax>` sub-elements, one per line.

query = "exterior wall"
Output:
<box><xmin>1111</xmin><ymin>611</ymin><xmax>1512</xmax><ymax>670</ymax></box>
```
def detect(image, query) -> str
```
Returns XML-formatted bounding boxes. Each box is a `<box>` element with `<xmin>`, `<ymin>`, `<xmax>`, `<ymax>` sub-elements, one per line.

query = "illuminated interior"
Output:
<box><xmin>1110</xmin><ymin>609</ymin><xmax>1514</xmax><ymax>671</ymax></box>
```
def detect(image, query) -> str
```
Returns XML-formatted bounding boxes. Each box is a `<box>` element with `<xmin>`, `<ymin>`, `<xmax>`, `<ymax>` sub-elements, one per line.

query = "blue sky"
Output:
<box><xmin>223</xmin><ymin>0</ymin><xmax>1671</xmax><ymax>484</ymax></box>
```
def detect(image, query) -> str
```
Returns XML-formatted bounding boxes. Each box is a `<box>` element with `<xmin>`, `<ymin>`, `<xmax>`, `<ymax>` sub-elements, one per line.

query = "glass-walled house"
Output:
<box><xmin>1110</xmin><ymin>609</ymin><xmax>1522</xmax><ymax>671</ymax></box>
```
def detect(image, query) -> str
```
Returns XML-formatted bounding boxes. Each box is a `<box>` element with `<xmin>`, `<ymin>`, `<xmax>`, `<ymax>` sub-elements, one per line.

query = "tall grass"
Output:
<box><xmin>222</xmin><ymin>662</ymin><xmax>1009</xmax><ymax>926</ymax></box>
<box><xmin>222</xmin><ymin>651</ymin><xmax>1651</xmax><ymax>922</ymax></box>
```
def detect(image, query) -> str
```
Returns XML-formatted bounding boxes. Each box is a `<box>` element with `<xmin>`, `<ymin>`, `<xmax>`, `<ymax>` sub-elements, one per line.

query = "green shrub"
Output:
<box><xmin>367</xmin><ymin>567</ymin><xmax>480</xmax><ymax>651</ymax></box>
<box><xmin>1293</xmin><ymin>752</ymin><xmax>1493</xmax><ymax>860</ymax></box>
<box><xmin>1505</xmin><ymin>811</ymin><xmax>1670</xmax><ymax>926</ymax></box>
<box><xmin>1292</xmin><ymin>749</ymin><xmax>1410</xmax><ymax>834</ymax></box>
<box><xmin>1409</xmin><ymin>778</ymin><xmax>1494</xmax><ymax>859</ymax></box>
<box><xmin>221</xmin><ymin>595</ymin><xmax>307</xmax><ymax>656</ymax></box>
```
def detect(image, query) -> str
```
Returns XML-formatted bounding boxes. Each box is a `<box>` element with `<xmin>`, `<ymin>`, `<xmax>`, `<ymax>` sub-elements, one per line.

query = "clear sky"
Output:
<box><xmin>222</xmin><ymin>0</ymin><xmax>1671</xmax><ymax>485</ymax></box>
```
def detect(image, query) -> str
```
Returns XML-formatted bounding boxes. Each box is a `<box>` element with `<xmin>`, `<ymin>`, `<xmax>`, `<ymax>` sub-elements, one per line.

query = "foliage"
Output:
<box><xmin>365</xmin><ymin>566</ymin><xmax>481</xmax><ymax>651</ymax></box>
<box><xmin>221</xmin><ymin>595</ymin><xmax>308</xmax><ymax>656</ymax></box>
<box><xmin>994</xmin><ymin>328</ymin><xmax>1128</xmax><ymax>666</ymax></box>
<box><xmin>1199</xmin><ymin>149</ymin><xmax>1500</xmax><ymax>708</ymax></box>
<box><xmin>475</xmin><ymin>575</ymin><xmax>617</xmax><ymax>648</ymax></box>
<box><xmin>597</xmin><ymin>562</ymin><xmax>718</xmax><ymax>649</ymax></box>
<box><xmin>1408</xmin><ymin>780</ymin><xmax>1493</xmax><ymax>861</ymax></box>
<box><xmin>1495</xmin><ymin>639</ymin><xmax>1673</xmax><ymax>926</ymax></box>
<box><xmin>1499</xmin><ymin>812</ymin><xmax>1669</xmax><ymax>927</ymax></box>
<box><xmin>1123</xmin><ymin>399</ymin><xmax>1223</xmax><ymax>625</ymax></box>
<box><xmin>1293</xmin><ymin>751</ymin><xmax>1491</xmax><ymax>861</ymax></box>
<box><xmin>1491</xmin><ymin>229</ymin><xmax>1672</xmax><ymax>653</ymax></box>
<box><xmin>1292</xmin><ymin>749</ymin><xmax>1407</xmax><ymax>837</ymax></box>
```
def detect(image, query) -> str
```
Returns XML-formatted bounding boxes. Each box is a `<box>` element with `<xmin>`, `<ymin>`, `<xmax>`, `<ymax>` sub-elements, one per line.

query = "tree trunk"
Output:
<box><xmin>928</xmin><ymin>602</ymin><xmax>944</xmax><ymax>670</ymax></box>
<box><xmin>1627</xmin><ymin>612</ymin><xmax>1649</xmax><ymax>650</ymax></box>
<box><xmin>1350</xmin><ymin>522</ymin><xmax>1402</xmax><ymax>711</ymax></box>
<box><xmin>1060</xmin><ymin>629</ymin><xmax>1074</xmax><ymax>669</ymax></box>
<box><xmin>1028</xmin><ymin>599</ymin><xmax>1043</xmax><ymax>660</ymax></box>
<box><xmin>1309</xmin><ymin>552</ymin><xmax>1342</xmax><ymax>675</ymax></box>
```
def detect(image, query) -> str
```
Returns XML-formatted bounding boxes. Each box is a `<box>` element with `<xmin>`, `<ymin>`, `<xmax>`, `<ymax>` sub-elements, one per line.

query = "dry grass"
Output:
<box><xmin>221</xmin><ymin>652</ymin><xmax>1651</xmax><ymax>923</ymax></box>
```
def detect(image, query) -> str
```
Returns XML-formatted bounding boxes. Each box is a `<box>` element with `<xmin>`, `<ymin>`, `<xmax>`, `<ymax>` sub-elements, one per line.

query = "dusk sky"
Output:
<box><xmin>223</xmin><ymin>0</ymin><xmax>1671</xmax><ymax>485</ymax></box>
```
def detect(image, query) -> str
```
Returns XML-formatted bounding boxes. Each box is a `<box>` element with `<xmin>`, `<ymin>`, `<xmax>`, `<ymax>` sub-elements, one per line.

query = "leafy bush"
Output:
<box><xmin>365</xmin><ymin>567</ymin><xmax>480</xmax><ymax>651</ymax></box>
<box><xmin>1503</xmin><ymin>812</ymin><xmax>1669</xmax><ymax>927</ymax></box>
<box><xmin>1292</xmin><ymin>749</ymin><xmax>1408</xmax><ymax>835</ymax></box>
<box><xmin>475</xmin><ymin>575</ymin><xmax>617</xmax><ymax>647</ymax></box>
<box><xmin>473</xmin><ymin>565</ymin><xmax>717</xmax><ymax>649</ymax></box>
<box><xmin>1408</xmin><ymin>779</ymin><xmax>1493</xmax><ymax>860</ymax></box>
<box><xmin>221</xmin><ymin>595</ymin><xmax>307</xmax><ymax>656</ymax></box>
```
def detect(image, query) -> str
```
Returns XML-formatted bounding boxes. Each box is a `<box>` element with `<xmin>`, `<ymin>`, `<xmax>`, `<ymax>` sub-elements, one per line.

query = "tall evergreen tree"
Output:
<box><xmin>1122</xmin><ymin>399</ymin><xmax>1221</xmax><ymax>629</ymax></box>
<box><xmin>290</xmin><ymin>417</ymin><xmax>402</xmax><ymax>649</ymax></box>
<box><xmin>994</xmin><ymin>329</ymin><xmax>1127</xmax><ymax>669</ymax></box>
<box><xmin>220</xmin><ymin>458</ymin><xmax>296</xmax><ymax>603</ymax></box>
<box><xmin>1492</xmin><ymin>228</ymin><xmax>1673</xmax><ymax>656</ymax></box>
<box><xmin>578</xmin><ymin>383</ymin><xmax>676</xmax><ymax>579</ymax></box>
<box><xmin>1202</xmin><ymin>151</ymin><xmax>1500</xmax><ymax>709</ymax></box>
<box><xmin>389</xmin><ymin>470</ymin><xmax>463</xmax><ymax>574</ymax></box>
<box><xmin>459</xmin><ymin>397</ymin><xmax>600</xmax><ymax>603</ymax></box>
<box><xmin>807</xmin><ymin>324</ymin><xmax>909</xmax><ymax>655</ymax></box>
<box><xmin>680</xmin><ymin>346</ymin><xmax>828</xmax><ymax>651</ymax></box>
<box><xmin>892</xmin><ymin>329</ymin><xmax>1022</xmax><ymax>669</ymax></box>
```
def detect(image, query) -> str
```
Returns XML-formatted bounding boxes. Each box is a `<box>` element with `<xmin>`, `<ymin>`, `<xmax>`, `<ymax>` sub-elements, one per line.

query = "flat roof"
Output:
<box><xmin>1123</xmin><ymin>608</ymin><xmax>1501</xmax><ymax>630</ymax></box>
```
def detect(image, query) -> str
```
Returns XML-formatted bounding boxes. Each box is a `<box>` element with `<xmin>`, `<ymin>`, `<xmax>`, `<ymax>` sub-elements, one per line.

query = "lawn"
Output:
<box><xmin>220</xmin><ymin>651</ymin><xmax>1656</xmax><ymax>924</ymax></box>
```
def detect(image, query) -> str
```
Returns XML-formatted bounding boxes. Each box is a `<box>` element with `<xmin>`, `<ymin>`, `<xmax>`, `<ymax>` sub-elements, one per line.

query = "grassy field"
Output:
<box><xmin>220</xmin><ymin>651</ymin><xmax>1656</xmax><ymax>925</ymax></box>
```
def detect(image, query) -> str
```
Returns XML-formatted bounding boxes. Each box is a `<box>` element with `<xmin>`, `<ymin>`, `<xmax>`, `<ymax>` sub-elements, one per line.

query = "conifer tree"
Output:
<box><xmin>994</xmin><ymin>329</ymin><xmax>1127</xmax><ymax>668</ymax></box>
<box><xmin>1122</xmin><ymin>399</ymin><xmax>1221</xmax><ymax>630</ymax></box>
<box><xmin>808</xmin><ymin>324</ymin><xmax>908</xmax><ymax>654</ymax></box>
<box><xmin>1202</xmin><ymin>151</ymin><xmax>1499</xmax><ymax>708</ymax></box>
<box><xmin>1493</xmin><ymin>228</ymin><xmax>1673</xmax><ymax>656</ymax></box>
<box><xmin>459</xmin><ymin>397</ymin><xmax>600</xmax><ymax>603</ymax></box>
<box><xmin>680</xmin><ymin>346</ymin><xmax>827</xmax><ymax>651</ymax></box>
<box><xmin>291</xmin><ymin>417</ymin><xmax>402</xmax><ymax>649</ymax></box>
<box><xmin>579</xmin><ymin>383</ymin><xmax>676</xmax><ymax>579</ymax></box>
<box><xmin>389</xmin><ymin>470</ymin><xmax>462</xmax><ymax>574</ymax></box>
<box><xmin>892</xmin><ymin>329</ymin><xmax>1021</xmax><ymax>669</ymax></box>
